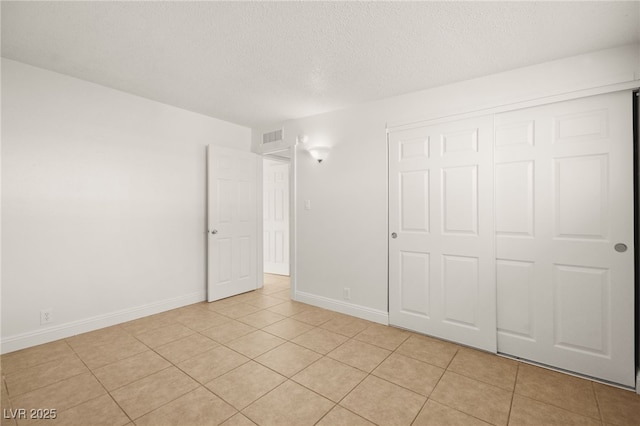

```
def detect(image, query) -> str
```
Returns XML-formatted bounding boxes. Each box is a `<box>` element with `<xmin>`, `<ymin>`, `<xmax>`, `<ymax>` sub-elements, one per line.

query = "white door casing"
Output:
<box><xmin>207</xmin><ymin>145</ymin><xmax>259</xmax><ymax>302</ymax></box>
<box><xmin>495</xmin><ymin>91</ymin><xmax>635</xmax><ymax>387</ymax></box>
<box><xmin>263</xmin><ymin>159</ymin><xmax>290</xmax><ymax>275</ymax></box>
<box><xmin>389</xmin><ymin>115</ymin><xmax>497</xmax><ymax>352</ymax></box>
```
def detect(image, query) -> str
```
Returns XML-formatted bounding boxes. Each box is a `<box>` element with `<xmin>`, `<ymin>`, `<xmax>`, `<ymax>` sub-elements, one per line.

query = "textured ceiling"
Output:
<box><xmin>2</xmin><ymin>1</ymin><xmax>639</xmax><ymax>128</ymax></box>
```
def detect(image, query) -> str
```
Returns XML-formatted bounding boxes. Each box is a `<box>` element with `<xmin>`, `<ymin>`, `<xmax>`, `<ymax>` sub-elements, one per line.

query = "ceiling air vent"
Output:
<box><xmin>262</xmin><ymin>129</ymin><xmax>283</xmax><ymax>144</ymax></box>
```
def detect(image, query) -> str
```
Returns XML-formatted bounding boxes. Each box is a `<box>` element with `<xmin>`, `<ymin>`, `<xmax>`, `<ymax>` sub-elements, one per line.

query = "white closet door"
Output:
<box><xmin>263</xmin><ymin>159</ymin><xmax>290</xmax><ymax>276</ymax></box>
<box><xmin>495</xmin><ymin>91</ymin><xmax>635</xmax><ymax>387</ymax></box>
<box><xmin>389</xmin><ymin>115</ymin><xmax>496</xmax><ymax>352</ymax></box>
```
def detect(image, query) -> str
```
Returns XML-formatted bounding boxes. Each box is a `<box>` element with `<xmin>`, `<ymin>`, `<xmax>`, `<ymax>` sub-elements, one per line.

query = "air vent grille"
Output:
<box><xmin>262</xmin><ymin>129</ymin><xmax>283</xmax><ymax>144</ymax></box>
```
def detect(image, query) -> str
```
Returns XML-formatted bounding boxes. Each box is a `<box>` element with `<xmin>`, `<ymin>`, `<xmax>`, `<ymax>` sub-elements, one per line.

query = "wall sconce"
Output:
<box><xmin>307</xmin><ymin>146</ymin><xmax>330</xmax><ymax>163</ymax></box>
<box><xmin>297</xmin><ymin>133</ymin><xmax>330</xmax><ymax>163</ymax></box>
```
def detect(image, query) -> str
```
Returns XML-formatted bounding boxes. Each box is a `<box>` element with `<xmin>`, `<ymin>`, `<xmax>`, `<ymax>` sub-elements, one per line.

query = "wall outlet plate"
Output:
<box><xmin>40</xmin><ymin>308</ymin><xmax>53</xmax><ymax>324</ymax></box>
<box><xmin>343</xmin><ymin>287</ymin><xmax>351</xmax><ymax>301</ymax></box>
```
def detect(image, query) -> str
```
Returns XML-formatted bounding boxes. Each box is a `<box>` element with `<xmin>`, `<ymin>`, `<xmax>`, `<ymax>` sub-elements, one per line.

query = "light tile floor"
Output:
<box><xmin>1</xmin><ymin>274</ymin><xmax>639</xmax><ymax>426</ymax></box>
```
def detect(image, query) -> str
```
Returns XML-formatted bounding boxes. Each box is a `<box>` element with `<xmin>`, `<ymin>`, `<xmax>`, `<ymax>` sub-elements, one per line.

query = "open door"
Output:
<box><xmin>263</xmin><ymin>158</ymin><xmax>290</xmax><ymax>276</ymax></box>
<box><xmin>207</xmin><ymin>145</ymin><xmax>260</xmax><ymax>302</ymax></box>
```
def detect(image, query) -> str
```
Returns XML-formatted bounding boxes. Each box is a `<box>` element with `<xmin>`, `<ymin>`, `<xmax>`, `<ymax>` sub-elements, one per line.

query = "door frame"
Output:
<box><xmin>262</xmin><ymin>153</ymin><xmax>291</xmax><ymax>276</ymax></box>
<box><xmin>259</xmin><ymin>145</ymin><xmax>297</xmax><ymax>300</ymax></box>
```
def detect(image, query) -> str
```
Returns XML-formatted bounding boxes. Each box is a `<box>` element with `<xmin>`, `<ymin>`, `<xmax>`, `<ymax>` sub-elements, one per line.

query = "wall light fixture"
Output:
<box><xmin>307</xmin><ymin>146</ymin><xmax>330</xmax><ymax>163</ymax></box>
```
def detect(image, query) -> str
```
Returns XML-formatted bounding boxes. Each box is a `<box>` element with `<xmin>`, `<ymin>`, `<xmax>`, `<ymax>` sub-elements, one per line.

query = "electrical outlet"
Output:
<box><xmin>343</xmin><ymin>287</ymin><xmax>351</xmax><ymax>301</ymax></box>
<box><xmin>40</xmin><ymin>308</ymin><xmax>53</xmax><ymax>325</ymax></box>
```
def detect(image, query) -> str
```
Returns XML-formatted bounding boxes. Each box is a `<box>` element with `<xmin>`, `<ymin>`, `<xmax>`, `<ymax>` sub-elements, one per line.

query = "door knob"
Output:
<box><xmin>211</xmin><ymin>229</ymin><xmax>218</xmax><ymax>235</ymax></box>
<box><xmin>614</xmin><ymin>243</ymin><xmax>627</xmax><ymax>253</ymax></box>
<box><xmin>391</xmin><ymin>232</ymin><xmax>398</xmax><ymax>239</ymax></box>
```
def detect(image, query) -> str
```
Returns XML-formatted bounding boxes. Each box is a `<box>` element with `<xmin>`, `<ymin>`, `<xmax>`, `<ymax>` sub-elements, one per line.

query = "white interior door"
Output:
<box><xmin>495</xmin><ymin>91</ymin><xmax>635</xmax><ymax>387</ymax></box>
<box><xmin>207</xmin><ymin>145</ymin><xmax>259</xmax><ymax>302</ymax></box>
<box><xmin>389</xmin><ymin>115</ymin><xmax>496</xmax><ymax>352</ymax></box>
<box><xmin>263</xmin><ymin>159</ymin><xmax>290</xmax><ymax>276</ymax></box>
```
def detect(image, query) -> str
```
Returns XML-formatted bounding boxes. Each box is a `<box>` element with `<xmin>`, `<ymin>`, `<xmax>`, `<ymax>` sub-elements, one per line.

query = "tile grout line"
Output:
<box><xmin>590</xmin><ymin>380</ymin><xmax>605</xmax><ymax>425</ymax></box>
<box><xmin>505</xmin><ymin>362</ymin><xmax>519</xmax><ymax>425</ymax></box>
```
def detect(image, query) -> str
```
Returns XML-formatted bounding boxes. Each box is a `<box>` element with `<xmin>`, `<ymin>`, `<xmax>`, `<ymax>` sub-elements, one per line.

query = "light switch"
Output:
<box><xmin>304</xmin><ymin>200</ymin><xmax>311</xmax><ymax>210</ymax></box>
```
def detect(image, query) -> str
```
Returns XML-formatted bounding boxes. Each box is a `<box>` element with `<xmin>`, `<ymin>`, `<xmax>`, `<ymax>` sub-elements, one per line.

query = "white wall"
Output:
<box><xmin>1</xmin><ymin>59</ymin><xmax>251</xmax><ymax>352</ymax></box>
<box><xmin>252</xmin><ymin>44</ymin><xmax>640</xmax><ymax>324</ymax></box>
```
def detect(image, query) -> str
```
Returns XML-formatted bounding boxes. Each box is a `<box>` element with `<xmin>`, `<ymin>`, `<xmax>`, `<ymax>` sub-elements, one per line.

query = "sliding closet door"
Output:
<box><xmin>495</xmin><ymin>91</ymin><xmax>635</xmax><ymax>387</ymax></box>
<box><xmin>389</xmin><ymin>115</ymin><xmax>496</xmax><ymax>352</ymax></box>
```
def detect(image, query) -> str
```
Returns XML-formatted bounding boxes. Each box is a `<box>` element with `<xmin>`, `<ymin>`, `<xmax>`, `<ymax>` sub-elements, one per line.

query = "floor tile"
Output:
<box><xmin>509</xmin><ymin>394</ymin><xmax>601</xmax><ymax>425</ymax></box>
<box><xmin>110</xmin><ymin>366</ymin><xmax>198</xmax><ymax>419</ymax></box>
<box><xmin>447</xmin><ymin>348</ymin><xmax>518</xmax><ymax>391</ymax></box>
<box><xmin>515</xmin><ymin>363</ymin><xmax>600</xmax><ymax>419</ymax></box>
<box><xmin>353</xmin><ymin>323</ymin><xmax>410</xmax><ymax>351</ymax></box>
<box><xmin>134</xmin><ymin>387</ymin><xmax>236</xmax><ymax>426</ymax></box>
<box><xmin>173</xmin><ymin>309</ymin><xmax>231</xmax><ymax>331</ymax></box>
<box><xmin>271</xmin><ymin>289</ymin><xmax>291</xmax><ymax>300</ymax></box>
<box><xmin>261</xmin><ymin>318</ymin><xmax>314</xmax><ymax>340</ymax></box>
<box><xmin>65</xmin><ymin>326</ymin><xmax>130</xmax><ymax>352</ymax></box>
<box><xmin>413</xmin><ymin>400</ymin><xmax>490</xmax><ymax>426</ymax></box>
<box><xmin>395</xmin><ymin>334</ymin><xmax>459</xmax><ymax>368</ymax></box>
<box><xmin>237</xmin><ymin>310</ymin><xmax>286</xmax><ymax>329</ymax></box>
<box><xmin>319</xmin><ymin>316</ymin><xmax>370</xmax><ymax>338</ymax></box>
<box><xmin>228</xmin><ymin>292</ymin><xmax>259</xmax><ymax>304</ymax></box>
<box><xmin>226</xmin><ymin>331</ymin><xmax>285</xmax><ymax>359</ymax></box>
<box><xmin>340</xmin><ymin>375</ymin><xmax>425</xmax><ymax>426</ymax></box>
<box><xmin>215</xmin><ymin>303</ymin><xmax>263</xmax><ymax>319</ymax></box>
<box><xmin>66</xmin><ymin>329</ymin><xmax>137</xmax><ymax>357</ymax></box>
<box><xmin>30</xmin><ymin>394</ymin><xmax>129</xmax><ymax>426</ymax></box>
<box><xmin>206</xmin><ymin>361</ymin><xmax>286</xmax><ymax>410</ymax></box>
<box><xmin>255</xmin><ymin>342</ymin><xmax>321</xmax><ymax>377</ymax></box>
<box><xmin>243</xmin><ymin>380</ymin><xmax>333</xmax><ymax>426</ymax></box>
<box><xmin>154</xmin><ymin>333</ymin><xmax>219</xmax><ymax>364</ymax></box>
<box><xmin>119</xmin><ymin>313</ymin><xmax>176</xmax><ymax>335</ymax></box>
<box><xmin>134</xmin><ymin>323</ymin><xmax>195</xmax><ymax>348</ymax></box>
<box><xmin>372</xmin><ymin>353</ymin><xmax>443</xmax><ymax>396</ymax></box>
<box><xmin>203</xmin><ymin>297</ymin><xmax>244</xmax><ymax>313</ymax></box>
<box><xmin>220</xmin><ymin>413</ymin><xmax>256</xmax><ymax>426</ymax></box>
<box><xmin>178</xmin><ymin>346</ymin><xmax>249</xmax><ymax>384</ymax></box>
<box><xmin>200</xmin><ymin>321</ymin><xmax>256</xmax><ymax>344</ymax></box>
<box><xmin>4</xmin><ymin>354</ymin><xmax>88</xmax><ymax>397</ymax></box>
<box><xmin>327</xmin><ymin>340</ymin><xmax>390</xmax><ymax>373</ymax></box>
<box><xmin>292</xmin><ymin>357</ymin><xmax>366</xmax><ymax>402</ymax></box>
<box><xmin>11</xmin><ymin>373</ymin><xmax>106</xmax><ymax>417</ymax></box>
<box><xmin>1</xmin><ymin>341</ymin><xmax>75</xmax><ymax>375</ymax></box>
<box><xmin>244</xmin><ymin>295</ymin><xmax>286</xmax><ymax>309</ymax></box>
<box><xmin>1</xmin><ymin>380</ymin><xmax>14</xmax><ymax>426</ymax></box>
<box><xmin>316</xmin><ymin>406</ymin><xmax>375</xmax><ymax>426</ymax></box>
<box><xmin>92</xmin><ymin>350</ymin><xmax>170</xmax><ymax>391</ymax></box>
<box><xmin>71</xmin><ymin>334</ymin><xmax>148</xmax><ymax>370</ymax></box>
<box><xmin>266</xmin><ymin>301</ymin><xmax>309</xmax><ymax>317</ymax></box>
<box><xmin>290</xmin><ymin>308</ymin><xmax>336</xmax><ymax>326</ymax></box>
<box><xmin>292</xmin><ymin>328</ymin><xmax>348</xmax><ymax>355</ymax></box>
<box><xmin>430</xmin><ymin>371</ymin><xmax>512</xmax><ymax>426</ymax></box>
<box><xmin>593</xmin><ymin>382</ymin><xmax>640</xmax><ymax>426</ymax></box>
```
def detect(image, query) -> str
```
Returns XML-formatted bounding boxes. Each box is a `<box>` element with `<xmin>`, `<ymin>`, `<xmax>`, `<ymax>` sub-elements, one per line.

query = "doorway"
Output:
<box><xmin>263</xmin><ymin>152</ymin><xmax>290</xmax><ymax>277</ymax></box>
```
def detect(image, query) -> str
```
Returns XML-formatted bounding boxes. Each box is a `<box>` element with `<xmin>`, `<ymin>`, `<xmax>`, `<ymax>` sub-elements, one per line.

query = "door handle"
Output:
<box><xmin>614</xmin><ymin>243</ymin><xmax>627</xmax><ymax>253</ymax></box>
<box><xmin>210</xmin><ymin>229</ymin><xmax>218</xmax><ymax>235</ymax></box>
<box><xmin>391</xmin><ymin>232</ymin><xmax>398</xmax><ymax>239</ymax></box>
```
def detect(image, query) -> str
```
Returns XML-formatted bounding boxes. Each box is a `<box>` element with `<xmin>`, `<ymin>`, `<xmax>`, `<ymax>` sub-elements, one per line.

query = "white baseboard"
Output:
<box><xmin>1</xmin><ymin>291</ymin><xmax>205</xmax><ymax>354</ymax></box>
<box><xmin>294</xmin><ymin>291</ymin><xmax>389</xmax><ymax>325</ymax></box>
